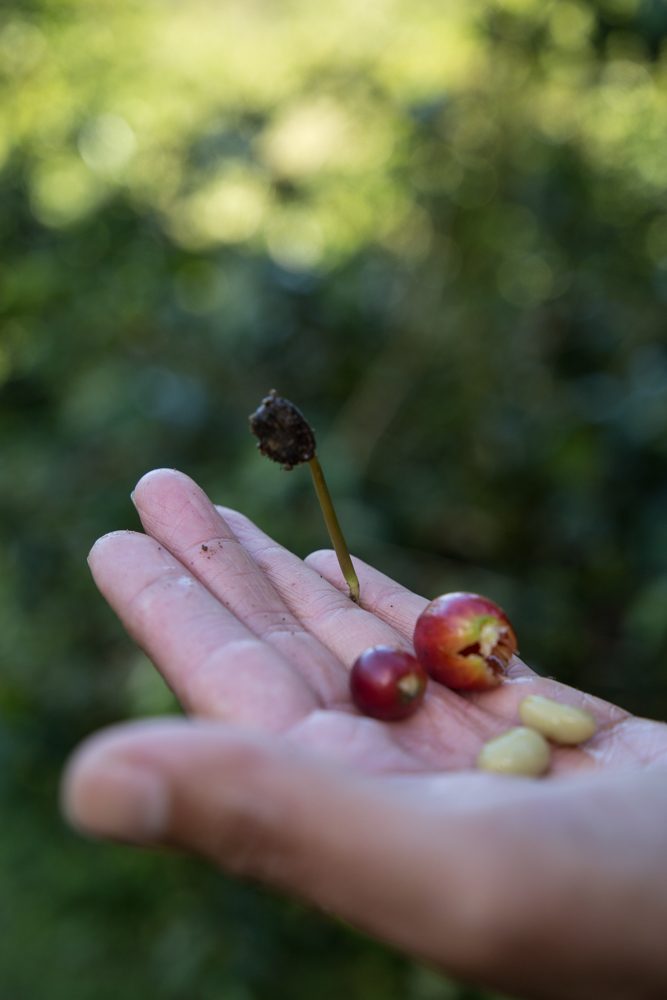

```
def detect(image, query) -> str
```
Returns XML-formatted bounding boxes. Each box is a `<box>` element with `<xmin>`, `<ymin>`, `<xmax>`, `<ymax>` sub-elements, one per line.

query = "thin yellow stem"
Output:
<box><xmin>308</xmin><ymin>455</ymin><xmax>360</xmax><ymax>603</ymax></box>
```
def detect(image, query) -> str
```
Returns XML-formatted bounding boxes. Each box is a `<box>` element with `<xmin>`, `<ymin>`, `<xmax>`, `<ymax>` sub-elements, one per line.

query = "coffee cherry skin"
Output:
<box><xmin>413</xmin><ymin>592</ymin><xmax>517</xmax><ymax>691</ymax></box>
<box><xmin>350</xmin><ymin>646</ymin><xmax>428</xmax><ymax>721</ymax></box>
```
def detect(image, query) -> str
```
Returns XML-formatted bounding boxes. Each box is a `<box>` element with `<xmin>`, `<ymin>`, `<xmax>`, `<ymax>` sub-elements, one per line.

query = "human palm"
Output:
<box><xmin>66</xmin><ymin>468</ymin><xmax>667</xmax><ymax>1000</ymax></box>
<box><xmin>93</xmin><ymin>468</ymin><xmax>665</xmax><ymax>774</ymax></box>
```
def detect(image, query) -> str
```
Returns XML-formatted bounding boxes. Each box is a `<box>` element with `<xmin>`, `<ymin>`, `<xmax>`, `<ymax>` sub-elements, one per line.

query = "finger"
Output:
<box><xmin>216</xmin><ymin>506</ymin><xmax>413</xmax><ymax>665</ymax></box>
<box><xmin>470</xmin><ymin>671</ymin><xmax>630</xmax><ymax>739</ymax></box>
<box><xmin>89</xmin><ymin>530</ymin><xmax>318</xmax><ymax>728</ymax></box>
<box><xmin>132</xmin><ymin>469</ymin><xmax>348</xmax><ymax>706</ymax></box>
<box><xmin>306</xmin><ymin>548</ymin><xmax>428</xmax><ymax>637</ymax></box>
<box><xmin>305</xmin><ymin>549</ymin><xmax>538</xmax><ymax>682</ymax></box>
<box><xmin>60</xmin><ymin>719</ymin><xmax>503</xmax><ymax>978</ymax></box>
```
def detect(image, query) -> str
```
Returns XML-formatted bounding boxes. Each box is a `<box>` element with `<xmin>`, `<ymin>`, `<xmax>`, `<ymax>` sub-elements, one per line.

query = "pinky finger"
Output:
<box><xmin>304</xmin><ymin>549</ymin><xmax>538</xmax><ymax>682</ymax></box>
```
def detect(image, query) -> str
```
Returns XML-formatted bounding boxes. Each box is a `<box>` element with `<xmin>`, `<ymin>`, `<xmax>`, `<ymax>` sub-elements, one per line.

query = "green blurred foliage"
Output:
<box><xmin>1</xmin><ymin>0</ymin><xmax>667</xmax><ymax>996</ymax></box>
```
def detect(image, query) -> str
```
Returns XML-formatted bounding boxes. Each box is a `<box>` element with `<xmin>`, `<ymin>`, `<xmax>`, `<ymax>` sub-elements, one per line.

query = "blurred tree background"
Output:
<box><xmin>1</xmin><ymin>0</ymin><xmax>667</xmax><ymax>996</ymax></box>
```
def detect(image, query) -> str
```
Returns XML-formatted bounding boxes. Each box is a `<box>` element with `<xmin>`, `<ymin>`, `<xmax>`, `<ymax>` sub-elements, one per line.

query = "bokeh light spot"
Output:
<box><xmin>78</xmin><ymin>114</ymin><xmax>137</xmax><ymax>177</ymax></box>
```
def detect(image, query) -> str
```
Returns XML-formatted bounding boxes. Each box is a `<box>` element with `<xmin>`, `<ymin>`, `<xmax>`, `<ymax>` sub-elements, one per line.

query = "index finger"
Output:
<box><xmin>89</xmin><ymin>530</ymin><xmax>319</xmax><ymax>729</ymax></box>
<box><xmin>132</xmin><ymin>469</ymin><xmax>349</xmax><ymax>706</ymax></box>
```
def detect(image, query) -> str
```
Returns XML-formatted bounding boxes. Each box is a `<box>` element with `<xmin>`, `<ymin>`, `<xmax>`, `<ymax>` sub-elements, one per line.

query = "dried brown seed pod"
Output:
<box><xmin>249</xmin><ymin>390</ymin><xmax>316</xmax><ymax>471</ymax></box>
<box><xmin>248</xmin><ymin>390</ymin><xmax>360</xmax><ymax>603</ymax></box>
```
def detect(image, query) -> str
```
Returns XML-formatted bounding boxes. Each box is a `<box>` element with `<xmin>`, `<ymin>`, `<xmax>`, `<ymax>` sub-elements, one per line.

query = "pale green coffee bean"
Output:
<box><xmin>519</xmin><ymin>694</ymin><xmax>597</xmax><ymax>746</ymax></box>
<box><xmin>477</xmin><ymin>727</ymin><xmax>550</xmax><ymax>777</ymax></box>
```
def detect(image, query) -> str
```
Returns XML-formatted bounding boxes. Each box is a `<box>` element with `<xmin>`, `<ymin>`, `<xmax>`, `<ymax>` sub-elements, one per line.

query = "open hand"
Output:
<box><xmin>63</xmin><ymin>469</ymin><xmax>667</xmax><ymax>1000</ymax></box>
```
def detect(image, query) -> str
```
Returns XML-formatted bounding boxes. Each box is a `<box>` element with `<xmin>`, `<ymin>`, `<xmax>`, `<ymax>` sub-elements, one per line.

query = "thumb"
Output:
<box><xmin>61</xmin><ymin>718</ymin><xmax>492</xmax><ymax>976</ymax></box>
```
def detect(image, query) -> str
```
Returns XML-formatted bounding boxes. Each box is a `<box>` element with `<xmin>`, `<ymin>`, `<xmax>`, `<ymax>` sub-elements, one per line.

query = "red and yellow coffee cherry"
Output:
<box><xmin>413</xmin><ymin>591</ymin><xmax>517</xmax><ymax>692</ymax></box>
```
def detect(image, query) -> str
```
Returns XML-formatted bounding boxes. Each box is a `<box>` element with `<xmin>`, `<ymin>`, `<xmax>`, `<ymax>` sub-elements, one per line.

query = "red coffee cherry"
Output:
<box><xmin>413</xmin><ymin>592</ymin><xmax>517</xmax><ymax>691</ymax></box>
<box><xmin>350</xmin><ymin>646</ymin><xmax>427</xmax><ymax>721</ymax></box>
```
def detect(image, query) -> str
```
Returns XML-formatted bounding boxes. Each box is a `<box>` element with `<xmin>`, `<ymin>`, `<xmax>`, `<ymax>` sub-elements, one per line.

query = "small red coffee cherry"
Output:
<box><xmin>413</xmin><ymin>592</ymin><xmax>517</xmax><ymax>691</ymax></box>
<box><xmin>350</xmin><ymin>646</ymin><xmax>427</xmax><ymax>721</ymax></box>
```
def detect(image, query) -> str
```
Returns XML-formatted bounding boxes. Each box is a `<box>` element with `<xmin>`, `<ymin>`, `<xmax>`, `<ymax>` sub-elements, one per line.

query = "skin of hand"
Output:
<box><xmin>62</xmin><ymin>469</ymin><xmax>667</xmax><ymax>1000</ymax></box>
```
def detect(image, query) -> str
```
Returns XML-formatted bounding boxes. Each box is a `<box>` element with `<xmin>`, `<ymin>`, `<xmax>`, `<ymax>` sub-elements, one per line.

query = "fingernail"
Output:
<box><xmin>62</xmin><ymin>761</ymin><xmax>169</xmax><ymax>843</ymax></box>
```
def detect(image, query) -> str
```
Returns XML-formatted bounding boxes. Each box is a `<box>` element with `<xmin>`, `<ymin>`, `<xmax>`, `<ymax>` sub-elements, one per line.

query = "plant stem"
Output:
<box><xmin>308</xmin><ymin>456</ymin><xmax>360</xmax><ymax>603</ymax></box>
